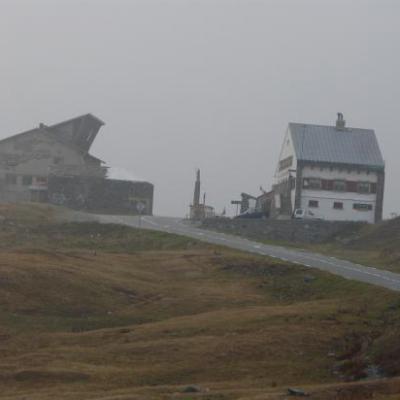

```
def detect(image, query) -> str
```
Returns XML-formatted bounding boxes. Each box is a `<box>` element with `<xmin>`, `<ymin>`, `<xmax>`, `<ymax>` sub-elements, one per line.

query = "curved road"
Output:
<box><xmin>96</xmin><ymin>214</ymin><xmax>400</xmax><ymax>292</ymax></box>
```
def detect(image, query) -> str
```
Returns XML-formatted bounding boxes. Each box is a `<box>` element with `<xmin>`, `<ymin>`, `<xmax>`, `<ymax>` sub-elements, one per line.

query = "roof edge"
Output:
<box><xmin>289</xmin><ymin>122</ymin><xmax>374</xmax><ymax>133</ymax></box>
<box><xmin>0</xmin><ymin>113</ymin><xmax>105</xmax><ymax>145</ymax></box>
<box><xmin>50</xmin><ymin>113</ymin><xmax>105</xmax><ymax>128</ymax></box>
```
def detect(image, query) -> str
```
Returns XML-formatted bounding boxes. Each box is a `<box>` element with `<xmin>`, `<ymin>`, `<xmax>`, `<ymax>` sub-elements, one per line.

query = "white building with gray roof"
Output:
<box><xmin>274</xmin><ymin>113</ymin><xmax>385</xmax><ymax>223</ymax></box>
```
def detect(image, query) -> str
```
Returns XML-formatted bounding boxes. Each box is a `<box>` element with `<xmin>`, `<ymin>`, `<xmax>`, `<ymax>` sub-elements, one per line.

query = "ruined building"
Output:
<box><xmin>0</xmin><ymin>114</ymin><xmax>154</xmax><ymax>215</ymax></box>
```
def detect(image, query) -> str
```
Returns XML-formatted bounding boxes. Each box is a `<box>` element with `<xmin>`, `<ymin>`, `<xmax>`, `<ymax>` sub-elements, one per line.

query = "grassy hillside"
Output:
<box><xmin>201</xmin><ymin>215</ymin><xmax>400</xmax><ymax>273</ymax></box>
<box><xmin>303</xmin><ymin>217</ymin><xmax>400</xmax><ymax>273</ymax></box>
<box><xmin>0</xmin><ymin>204</ymin><xmax>400</xmax><ymax>399</ymax></box>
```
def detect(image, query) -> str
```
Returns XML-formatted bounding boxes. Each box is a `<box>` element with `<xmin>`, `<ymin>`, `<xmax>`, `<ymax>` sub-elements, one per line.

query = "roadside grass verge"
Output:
<box><xmin>200</xmin><ymin>218</ymin><xmax>400</xmax><ymax>273</ymax></box>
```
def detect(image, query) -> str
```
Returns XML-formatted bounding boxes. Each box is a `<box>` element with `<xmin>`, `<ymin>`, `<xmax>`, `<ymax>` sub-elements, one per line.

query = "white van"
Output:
<box><xmin>293</xmin><ymin>208</ymin><xmax>306</xmax><ymax>219</ymax></box>
<box><xmin>293</xmin><ymin>208</ymin><xmax>321</xmax><ymax>220</ymax></box>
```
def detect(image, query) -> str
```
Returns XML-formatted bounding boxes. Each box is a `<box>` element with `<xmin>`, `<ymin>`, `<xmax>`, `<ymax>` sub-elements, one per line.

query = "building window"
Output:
<box><xmin>302</xmin><ymin>179</ymin><xmax>377</xmax><ymax>193</ymax></box>
<box><xmin>308</xmin><ymin>200</ymin><xmax>319</xmax><ymax>208</ymax></box>
<box><xmin>303</xmin><ymin>178</ymin><xmax>321</xmax><ymax>190</ymax></box>
<box><xmin>333</xmin><ymin>201</ymin><xmax>343</xmax><ymax>210</ymax></box>
<box><xmin>357</xmin><ymin>182</ymin><xmax>371</xmax><ymax>194</ymax></box>
<box><xmin>353</xmin><ymin>203</ymin><xmax>373</xmax><ymax>211</ymax></box>
<box><xmin>22</xmin><ymin>175</ymin><xmax>33</xmax><ymax>186</ymax></box>
<box><xmin>279</xmin><ymin>156</ymin><xmax>293</xmax><ymax>171</ymax></box>
<box><xmin>5</xmin><ymin>173</ymin><xmax>17</xmax><ymax>185</ymax></box>
<box><xmin>333</xmin><ymin>180</ymin><xmax>346</xmax><ymax>192</ymax></box>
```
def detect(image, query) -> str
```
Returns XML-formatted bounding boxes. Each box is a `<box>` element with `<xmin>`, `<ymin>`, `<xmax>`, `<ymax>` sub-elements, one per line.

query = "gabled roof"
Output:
<box><xmin>289</xmin><ymin>123</ymin><xmax>384</xmax><ymax>169</ymax></box>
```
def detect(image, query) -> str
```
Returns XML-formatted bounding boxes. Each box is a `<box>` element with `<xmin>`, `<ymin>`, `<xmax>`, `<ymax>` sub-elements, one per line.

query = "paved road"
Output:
<box><xmin>96</xmin><ymin>214</ymin><xmax>400</xmax><ymax>292</ymax></box>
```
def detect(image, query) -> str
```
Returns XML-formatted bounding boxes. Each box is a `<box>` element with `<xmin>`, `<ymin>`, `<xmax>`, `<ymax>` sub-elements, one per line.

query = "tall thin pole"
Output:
<box><xmin>193</xmin><ymin>169</ymin><xmax>201</xmax><ymax>207</ymax></box>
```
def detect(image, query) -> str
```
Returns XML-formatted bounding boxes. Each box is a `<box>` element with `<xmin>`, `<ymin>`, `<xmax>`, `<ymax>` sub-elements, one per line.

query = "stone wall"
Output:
<box><xmin>48</xmin><ymin>176</ymin><xmax>154</xmax><ymax>215</ymax></box>
<box><xmin>201</xmin><ymin>217</ymin><xmax>364</xmax><ymax>244</ymax></box>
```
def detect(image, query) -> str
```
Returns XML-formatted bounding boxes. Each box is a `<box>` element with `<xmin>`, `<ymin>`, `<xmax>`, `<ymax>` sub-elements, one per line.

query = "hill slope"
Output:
<box><xmin>0</xmin><ymin>204</ymin><xmax>400</xmax><ymax>399</ymax></box>
<box><xmin>200</xmin><ymin>215</ymin><xmax>400</xmax><ymax>274</ymax></box>
<box><xmin>307</xmin><ymin>216</ymin><xmax>400</xmax><ymax>273</ymax></box>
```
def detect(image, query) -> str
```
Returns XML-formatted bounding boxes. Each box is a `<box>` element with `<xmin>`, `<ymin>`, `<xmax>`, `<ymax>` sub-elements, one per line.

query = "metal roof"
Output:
<box><xmin>289</xmin><ymin>122</ymin><xmax>384</xmax><ymax>169</ymax></box>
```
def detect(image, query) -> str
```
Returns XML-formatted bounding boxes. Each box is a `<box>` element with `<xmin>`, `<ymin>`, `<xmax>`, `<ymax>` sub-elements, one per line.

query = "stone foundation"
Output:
<box><xmin>201</xmin><ymin>217</ymin><xmax>364</xmax><ymax>244</ymax></box>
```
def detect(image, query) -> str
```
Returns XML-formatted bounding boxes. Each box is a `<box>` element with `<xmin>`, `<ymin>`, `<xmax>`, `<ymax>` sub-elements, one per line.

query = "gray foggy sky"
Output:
<box><xmin>0</xmin><ymin>0</ymin><xmax>399</xmax><ymax>217</ymax></box>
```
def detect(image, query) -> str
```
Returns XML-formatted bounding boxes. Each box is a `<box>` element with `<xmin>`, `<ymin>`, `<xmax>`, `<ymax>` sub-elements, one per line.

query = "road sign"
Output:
<box><xmin>136</xmin><ymin>202</ymin><xmax>146</xmax><ymax>213</ymax></box>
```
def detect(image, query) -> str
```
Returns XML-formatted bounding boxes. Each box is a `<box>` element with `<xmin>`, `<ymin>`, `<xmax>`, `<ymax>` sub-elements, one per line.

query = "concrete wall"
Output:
<box><xmin>0</xmin><ymin>128</ymin><xmax>104</xmax><ymax>202</ymax></box>
<box><xmin>0</xmin><ymin>129</ymin><xmax>84</xmax><ymax>174</ymax></box>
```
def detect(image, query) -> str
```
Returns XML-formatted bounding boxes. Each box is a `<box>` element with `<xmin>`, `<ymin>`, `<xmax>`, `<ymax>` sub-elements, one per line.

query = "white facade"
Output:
<box><xmin>274</xmin><ymin>122</ymin><xmax>384</xmax><ymax>223</ymax></box>
<box><xmin>300</xmin><ymin>166</ymin><xmax>378</xmax><ymax>223</ymax></box>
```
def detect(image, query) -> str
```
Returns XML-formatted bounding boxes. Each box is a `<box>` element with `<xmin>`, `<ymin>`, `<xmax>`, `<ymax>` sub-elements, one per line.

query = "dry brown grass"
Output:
<box><xmin>0</xmin><ymin>204</ymin><xmax>399</xmax><ymax>399</ymax></box>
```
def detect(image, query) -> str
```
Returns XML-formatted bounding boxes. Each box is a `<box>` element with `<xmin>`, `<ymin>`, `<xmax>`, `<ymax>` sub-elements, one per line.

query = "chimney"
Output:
<box><xmin>336</xmin><ymin>112</ymin><xmax>346</xmax><ymax>130</ymax></box>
